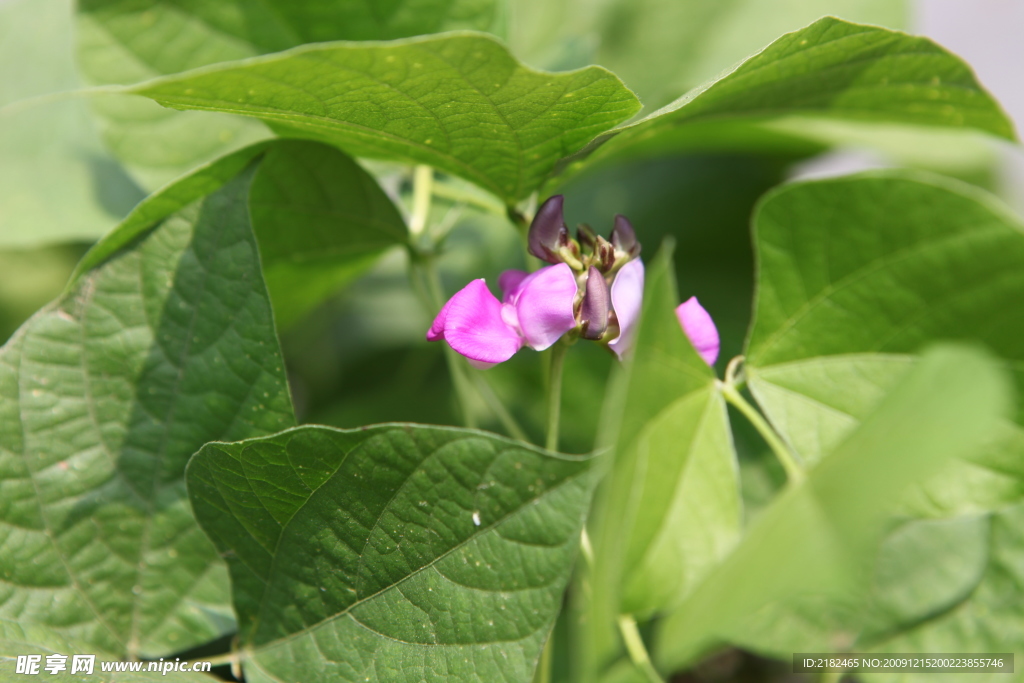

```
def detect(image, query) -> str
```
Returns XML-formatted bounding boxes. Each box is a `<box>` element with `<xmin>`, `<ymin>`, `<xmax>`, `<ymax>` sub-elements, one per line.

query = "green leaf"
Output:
<box><xmin>0</xmin><ymin>618</ymin><xmax>219</xmax><ymax>682</ymax></box>
<box><xmin>654</xmin><ymin>345</ymin><xmax>1013</xmax><ymax>672</ymax></box>
<box><xmin>588</xmin><ymin>0</ymin><xmax>907</xmax><ymax>110</ymax></box>
<box><xmin>186</xmin><ymin>424</ymin><xmax>592</xmax><ymax>682</ymax></box>
<box><xmin>0</xmin><ymin>164</ymin><xmax>295</xmax><ymax>657</ymax></box>
<box><xmin>130</xmin><ymin>32</ymin><xmax>641</xmax><ymax>203</ymax></box>
<box><xmin>864</xmin><ymin>503</ymin><xmax>1024</xmax><ymax>683</ymax></box>
<box><xmin>76</xmin><ymin>0</ymin><xmax>506</xmax><ymax>189</ymax></box>
<box><xmin>71</xmin><ymin>140</ymin><xmax>403</xmax><ymax>326</ymax></box>
<box><xmin>580</xmin><ymin>246</ymin><xmax>739</xmax><ymax>679</ymax></box>
<box><xmin>744</xmin><ymin>171</ymin><xmax>1024</xmax><ymax>514</ymax></box>
<box><xmin>0</xmin><ymin>0</ymin><xmax>143</xmax><ymax>246</ymax></box>
<box><xmin>70</xmin><ymin>142</ymin><xmax>272</xmax><ymax>282</ymax></box>
<box><xmin>250</xmin><ymin>140</ymin><xmax>408</xmax><ymax>327</ymax></box>
<box><xmin>561</xmin><ymin>17</ymin><xmax>1015</xmax><ymax>178</ymax></box>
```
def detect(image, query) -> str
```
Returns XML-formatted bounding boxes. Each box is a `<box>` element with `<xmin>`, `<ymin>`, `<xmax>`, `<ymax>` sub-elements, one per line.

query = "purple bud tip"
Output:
<box><xmin>528</xmin><ymin>195</ymin><xmax>569</xmax><ymax>263</ymax></box>
<box><xmin>580</xmin><ymin>267</ymin><xmax>610</xmax><ymax>340</ymax></box>
<box><xmin>612</xmin><ymin>214</ymin><xmax>639</xmax><ymax>256</ymax></box>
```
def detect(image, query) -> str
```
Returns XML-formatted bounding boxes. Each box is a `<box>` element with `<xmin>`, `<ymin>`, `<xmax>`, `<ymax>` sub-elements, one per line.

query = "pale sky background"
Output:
<box><xmin>915</xmin><ymin>0</ymin><xmax>1024</xmax><ymax>212</ymax></box>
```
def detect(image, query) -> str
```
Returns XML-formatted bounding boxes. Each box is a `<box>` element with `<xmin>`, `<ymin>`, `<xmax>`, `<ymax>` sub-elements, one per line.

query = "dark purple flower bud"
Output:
<box><xmin>580</xmin><ymin>267</ymin><xmax>610</xmax><ymax>340</ymax></box>
<box><xmin>528</xmin><ymin>195</ymin><xmax>569</xmax><ymax>264</ymax></box>
<box><xmin>612</xmin><ymin>214</ymin><xmax>640</xmax><ymax>257</ymax></box>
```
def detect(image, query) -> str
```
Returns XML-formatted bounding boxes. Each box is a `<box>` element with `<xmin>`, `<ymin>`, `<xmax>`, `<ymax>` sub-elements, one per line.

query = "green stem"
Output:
<box><xmin>409</xmin><ymin>165</ymin><xmax>433</xmax><ymax>237</ymax></box>
<box><xmin>533</xmin><ymin>631</ymin><xmax>554</xmax><ymax>683</ymax></box>
<box><xmin>468</xmin><ymin>370</ymin><xmax>530</xmax><ymax>442</ymax></box>
<box><xmin>617</xmin><ymin>615</ymin><xmax>665</xmax><ymax>683</ymax></box>
<box><xmin>719</xmin><ymin>380</ymin><xmax>804</xmax><ymax>484</ymax></box>
<box><xmin>545</xmin><ymin>342</ymin><xmax>568</xmax><ymax>451</ymax></box>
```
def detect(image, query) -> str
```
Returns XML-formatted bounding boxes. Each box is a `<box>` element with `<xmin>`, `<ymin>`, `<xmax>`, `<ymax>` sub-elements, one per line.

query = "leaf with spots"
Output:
<box><xmin>129</xmin><ymin>32</ymin><xmax>642</xmax><ymax>203</ymax></box>
<box><xmin>185</xmin><ymin>424</ymin><xmax>594</xmax><ymax>683</ymax></box>
<box><xmin>0</xmin><ymin>162</ymin><xmax>295</xmax><ymax>658</ymax></box>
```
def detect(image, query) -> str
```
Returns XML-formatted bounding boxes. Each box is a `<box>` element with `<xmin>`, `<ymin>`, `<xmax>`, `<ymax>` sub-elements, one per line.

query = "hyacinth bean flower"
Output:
<box><xmin>428</xmin><ymin>195</ymin><xmax>651</xmax><ymax>366</ymax></box>
<box><xmin>676</xmin><ymin>297</ymin><xmax>719</xmax><ymax>366</ymax></box>
<box><xmin>427</xmin><ymin>264</ymin><xmax>578</xmax><ymax>368</ymax></box>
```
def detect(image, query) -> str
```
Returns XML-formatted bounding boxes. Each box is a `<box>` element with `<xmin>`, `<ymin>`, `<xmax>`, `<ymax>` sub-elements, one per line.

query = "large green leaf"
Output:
<box><xmin>130</xmin><ymin>32</ymin><xmax>641</xmax><ymax>203</ymax></box>
<box><xmin>76</xmin><ymin>0</ymin><xmax>506</xmax><ymax>189</ymax></box>
<box><xmin>579</xmin><ymin>247</ymin><xmax>740</xmax><ymax>680</ymax></box>
<box><xmin>0</xmin><ymin>164</ymin><xmax>295</xmax><ymax>658</ymax></box>
<box><xmin>560</xmin><ymin>18</ymin><xmax>1014</xmax><ymax>179</ymax></box>
<box><xmin>186</xmin><ymin>424</ymin><xmax>592</xmax><ymax>682</ymax></box>
<box><xmin>249</xmin><ymin>140</ymin><xmax>408</xmax><ymax>327</ymax></box>
<box><xmin>0</xmin><ymin>618</ymin><xmax>218</xmax><ymax>681</ymax></box>
<box><xmin>0</xmin><ymin>0</ymin><xmax>142</xmax><ymax>246</ymax></box>
<box><xmin>862</xmin><ymin>503</ymin><xmax>1024</xmax><ymax>683</ymax></box>
<box><xmin>732</xmin><ymin>171</ymin><xmax>1024</xmax><ymax>668</ymax></box>
<box><xmin>744</xmin><ymin>172</ymin><xmax>1024</xmax><ymax>512</ymax></box>
<box><xmin>654</xmin><ymin>345</ymin><xmax>1013</xmax><ymax>673</ymax></box>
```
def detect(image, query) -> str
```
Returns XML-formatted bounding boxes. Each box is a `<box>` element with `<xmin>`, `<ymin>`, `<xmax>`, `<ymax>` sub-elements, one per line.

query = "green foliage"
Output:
<box><xmin>581</xmin><ymin>248</ymin><xmax>740</xmax><ymax>679</ymax></box>
<box><xmin>131</xmin><ymin>32</ymin><xmax>641</xmax><ymax>203</ymax></box>
<box><xmin>655</xmin><ymin>345</ymin><xmax>1013</xmax><ymax>672</ymax></box>
<box><xmin>249</xmin><ymin>140</ymin><xmax>408</xmax><ymax>327</ymax></box>
<box><xmin>564</xmin><ymin>17</ymin><xmax>1015</xmax><ymax>178</ymax></box>
<box><xmin>0</xmin><ymin>164</ymin><xmax>294</xmax><ymax>658</ymax></box>
<box><xmin>3</xmin><ymin>2</ymin><xmax>1024</xmax><ymax>681</ymax></box>
<box><xmin>722</xmin><ymin>172</ymin><xmax>1024</xmax><ymax>668</ymax></box>
<box><xmin>0</xmin><ymin>0</ymin><xmax>142</xmax><ymax>246</ymax></box>
<box><xmin>745</xmin><ymin>172</ymin><xmax>1024</xmax><ymax>502</ymax></box>
<box><xmin>186</xmin><ymin>424</ymin><xmax>592</xmax><ymax>682</ymax></box>
<box><xmin>76</xmin><ymin>0</ymin><xmax>505</xmax><ymax>189</ymax></box>
<box><xmin>0</xmin><ymin>618</ymin><xmax>218</xmax><ymax>682</ymax></box>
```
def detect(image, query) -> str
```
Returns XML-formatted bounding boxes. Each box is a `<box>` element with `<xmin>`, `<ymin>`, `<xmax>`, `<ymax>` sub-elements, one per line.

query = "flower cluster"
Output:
<box><xmin>427</xmin><ymin>195</ymin><xmax>718</xmax><ymax>367</ymax></box>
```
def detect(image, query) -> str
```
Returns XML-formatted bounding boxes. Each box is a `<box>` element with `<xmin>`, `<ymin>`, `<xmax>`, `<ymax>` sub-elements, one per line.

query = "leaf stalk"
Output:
<box><xmin>718</xmin><ymin>362</ymin><xmax>804</xmax><ymax>483</ymax></box>
<box><xmin>617</xmin><ymin>615</ymin><xmax>666</xmax><ymax>683</ymax></box>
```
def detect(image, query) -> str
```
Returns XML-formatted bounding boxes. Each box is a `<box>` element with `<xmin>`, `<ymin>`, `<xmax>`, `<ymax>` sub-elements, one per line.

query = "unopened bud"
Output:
<box><xmin>528</xmin><ymin>195</ymin><xmax>569</xmax><ymax>264</ymax></box>
<box><xmin>612</xmin><ymin>214</ymin><xmax>640</xmax><ymax>258</ymax></box>
<box><xmin>577</xmin><ymin>223</ymin><xmax>597</xmax><ymax>251</ymax></box>
<box><xmin>595</xmin><ymin>235</ymin><xmax>616</xmax><ymax>271</ymax></box>
<box><xmin>580</xmin><ymin>267</ymin><xmax>610</xmax><ymax>340</ymax></box>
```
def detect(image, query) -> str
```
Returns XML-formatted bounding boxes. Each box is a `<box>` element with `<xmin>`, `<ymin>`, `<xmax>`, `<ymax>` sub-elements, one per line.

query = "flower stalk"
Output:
<box><xmin>617</xmin><ymin>615</ymin><xmax>666</xmax><ymax>683</ymax></box>
<box><xmin>545</xmin><ymin>340</ymin><xmax>569</xmax><ymax>451</ymax></box>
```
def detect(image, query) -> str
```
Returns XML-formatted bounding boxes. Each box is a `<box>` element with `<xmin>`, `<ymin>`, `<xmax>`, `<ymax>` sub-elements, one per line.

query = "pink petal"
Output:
<box><xmin>676</xmin><ymin>297</ymin><xmax>719</xmax><ymax>366</ymax></box>
<box><xmin>608</xmin><ymin>259</ymin><xmax>644</xmax><ymax>358</ymax></box>
<box><xmin>427</xmin><ymin>296</ymin><xmax>454</xmax><ymax>342</ymax></box>
<box><xmin>512</xmin><ymin>263</ymin><xmax>578</xmax><ymax>351</ymax></box>
<box><xmin>428</xmin><ymin>279</ymin><xmax>523</xmax><ymax>364</ymax></box>
<box><xmin>498</xmin><ymin>269</ymin><xmax>529</xmax><ymax>301</ymax></box>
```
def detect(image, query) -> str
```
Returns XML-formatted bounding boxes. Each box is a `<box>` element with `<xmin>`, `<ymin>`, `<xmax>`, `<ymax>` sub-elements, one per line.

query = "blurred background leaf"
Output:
<box><xmin>0</xmin><ymin>0</ymin><xmax>143</xmax><ymax>247</ymax></box>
